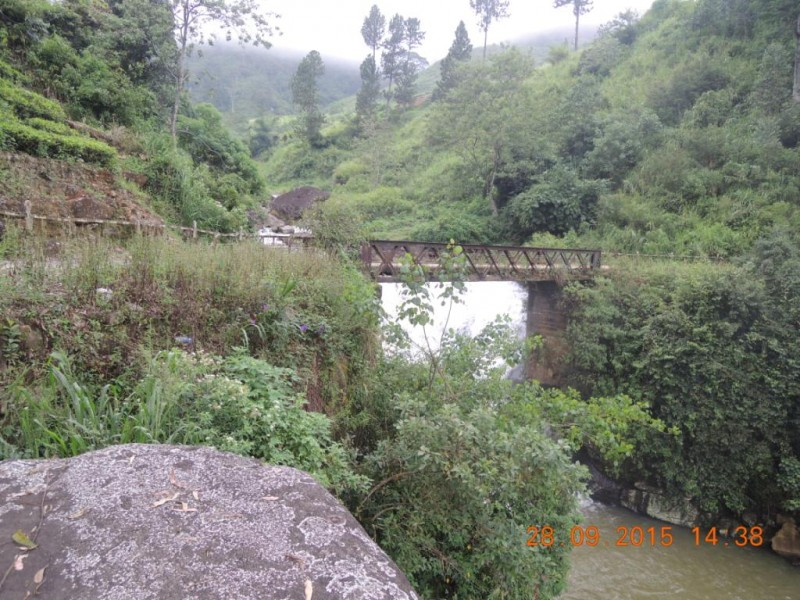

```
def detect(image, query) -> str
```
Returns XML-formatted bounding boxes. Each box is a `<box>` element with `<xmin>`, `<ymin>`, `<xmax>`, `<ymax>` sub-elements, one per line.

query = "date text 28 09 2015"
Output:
<box><xmin>526</xmin><ymin>525</ymin><xmax>764</xmax><ymax>549</ymax></box>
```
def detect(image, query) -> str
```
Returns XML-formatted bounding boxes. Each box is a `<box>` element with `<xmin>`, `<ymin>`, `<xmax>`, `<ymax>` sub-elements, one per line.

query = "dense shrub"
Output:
<box><xmin>140</xmin><ymin>132</ymin><xmax>246</xmax><ymax>231</ymax></box>
<box><xmin>648</xmin><ymin>57</ymin><xmax>730</xmax><ymax>125</ymax></box>
<box><xmin>2</xmin><ymin>349</ymin><xmax>368</xmax><ymax>496</ymax></box>
<box><xmin>0</xmin><ymin>119</ymin><xmax>116</xmax><ymax>165</ymax></box>
<box><xmin>0</xmin><ymin>77</ymin><xmax>66</xmax><ymax>120</ymax></box>
<box><xmin>61</xmin><ymin>51</ymin><xmax>157</xmax><ymax>125</ymax></box>
<box><xmin>346</xmin><ymin>275</ymin><xmax>664</xmax><ymax>599</ymax></box>
<box><xmin>505</xmin><ymin>167</ymin><xmax>605</xmax><ymax>240</ymax></box>
<box><xmin>25</xmin><ymin>117</ymin><xmax>74</xmax><ymax>136</ymax></box>
<box><xmin>177</xmin><ymin>103</ymin><xmax>263</xmax><ymax>195</ymax></box>
<box><xmin>564</xmin><ymin>243</ymin><xmax>800</xmax><ymax>517</ymax></box>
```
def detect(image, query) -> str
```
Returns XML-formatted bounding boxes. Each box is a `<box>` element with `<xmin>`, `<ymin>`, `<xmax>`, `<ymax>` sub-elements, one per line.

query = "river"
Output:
<box><xmin>380</xmin><ymin>281</ymin><xmax>800</xmax><ymax>599</ymax></box>
<box><xmin>563</xmin><ymin>503</ymin><xmax>800</xmax><ymax>599</ymax></box>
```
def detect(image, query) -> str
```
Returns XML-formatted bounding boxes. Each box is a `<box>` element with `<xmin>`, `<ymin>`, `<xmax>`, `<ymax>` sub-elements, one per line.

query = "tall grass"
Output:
<box><xmin>0</xmin><ymin>231</ymin><xmax>380</xmax><ymax>457</ymax></box>
<box><xmin>7</xmin><ymin>351</ymin><xmax>178</xmax><ymax>457</ymax></box>
<box><xmin>1</xmin><ymin>348</ymin><xmax>369</xmax><ymax>495</ymax></box>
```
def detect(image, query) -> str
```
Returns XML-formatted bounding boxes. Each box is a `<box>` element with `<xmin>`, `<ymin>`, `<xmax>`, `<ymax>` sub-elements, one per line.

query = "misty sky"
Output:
<box><xmin>262</xmin><ymin>0</ymin><xmax>656</xmax><ymax>63</ymax></box>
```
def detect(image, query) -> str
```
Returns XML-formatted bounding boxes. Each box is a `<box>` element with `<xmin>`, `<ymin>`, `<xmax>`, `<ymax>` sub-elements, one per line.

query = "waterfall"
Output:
<box><xmin>379</xmin><ymin>281</ymin><xmax>528</xmax><ymax>369</ymax></box>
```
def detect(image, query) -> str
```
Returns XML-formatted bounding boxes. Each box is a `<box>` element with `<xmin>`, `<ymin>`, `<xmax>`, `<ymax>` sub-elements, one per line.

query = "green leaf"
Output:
<box><xmin>12</xmin><ymin>529</ymin><xmax>37</xmax><ymax>549</ymax></box>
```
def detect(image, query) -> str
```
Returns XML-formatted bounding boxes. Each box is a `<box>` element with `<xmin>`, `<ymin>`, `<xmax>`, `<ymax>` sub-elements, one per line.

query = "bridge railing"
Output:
<box><xmin>360</xmin><ymin>240</ymin><xmax>602</xmax><ymax>282</ymax></box>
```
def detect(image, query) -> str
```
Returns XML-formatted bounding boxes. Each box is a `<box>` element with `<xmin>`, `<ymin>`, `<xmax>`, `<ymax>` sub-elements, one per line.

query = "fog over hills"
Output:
<box><xmin>188</xmin><ymin>26</ymin><xmax>586</xmax><ymax>125</ymax></box>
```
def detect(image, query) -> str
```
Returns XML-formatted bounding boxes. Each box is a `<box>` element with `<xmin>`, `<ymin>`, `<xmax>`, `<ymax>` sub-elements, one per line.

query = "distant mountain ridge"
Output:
<box><xmin>189</xmin><ymin>27</ymin><xmax>587</xmax><ymax>125</ymax></box>
<box><xmin>187</xmin><ymin>44</ymin><xmax>361</xmax><ymax>127</ymax></box>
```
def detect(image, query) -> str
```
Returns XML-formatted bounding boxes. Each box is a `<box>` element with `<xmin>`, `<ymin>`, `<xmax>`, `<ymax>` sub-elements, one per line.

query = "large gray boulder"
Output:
<box><xmin>0</xmin><ymin>444</ymin><xmax>419</xmax><ymax>600</ymax></box>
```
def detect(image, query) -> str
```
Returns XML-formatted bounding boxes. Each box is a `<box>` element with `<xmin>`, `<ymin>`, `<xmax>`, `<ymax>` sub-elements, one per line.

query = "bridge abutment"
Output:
<box><xmin>524</xmin><ymin>281</ymin><xmax>568</xmax><ymax>386</ymax></box>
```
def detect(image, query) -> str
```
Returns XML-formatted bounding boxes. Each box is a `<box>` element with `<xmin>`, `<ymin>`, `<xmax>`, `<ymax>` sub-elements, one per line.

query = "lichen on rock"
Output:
<box><xmin>0</xmin><ymin>444</ymin><xmax>418</xmax><ymax>600</ymax></box>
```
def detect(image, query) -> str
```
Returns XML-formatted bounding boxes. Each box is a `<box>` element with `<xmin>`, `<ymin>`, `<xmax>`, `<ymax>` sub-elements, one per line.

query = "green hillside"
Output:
<box><xmin>263</xmin><ymin>0</ymin><xmax>800</xmax><ymax>257</ymax></box>
<box><xmin>0</xmin><ymin>0</ymin><xmax>269</xmax><ymax>232</ymax></box>
<box><xmin>413</xmin><ymin>26</ymin><xmax>585</xmax><ymax>97</ymax></box>
<box><xmin>2</xmin><ymin>1</ymin><xmax>800</xmax><ymax>597</ymax></box>
<box><xmin>187</xmin><ymin>44</ymin><xmax>362</xmax><ymax>132</ymax></box>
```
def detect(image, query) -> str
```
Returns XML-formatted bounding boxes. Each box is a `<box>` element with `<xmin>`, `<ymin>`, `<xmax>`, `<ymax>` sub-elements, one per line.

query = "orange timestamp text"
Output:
<box><xmin>526</xmin><ymin>525</ymin><xmax>765</xmax><ymax>548</ymax></box>
<box><xmin>527</xmin><ymin>525</ymin><xmax>675</xmax><ymax>548</ymax></box>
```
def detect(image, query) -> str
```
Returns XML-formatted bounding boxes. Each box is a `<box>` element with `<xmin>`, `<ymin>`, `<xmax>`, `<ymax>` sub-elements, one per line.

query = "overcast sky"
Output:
<box><xmin>262</xmin><ymin>0</ymin><xmax>657</xmax><ymax>63</ymax></box>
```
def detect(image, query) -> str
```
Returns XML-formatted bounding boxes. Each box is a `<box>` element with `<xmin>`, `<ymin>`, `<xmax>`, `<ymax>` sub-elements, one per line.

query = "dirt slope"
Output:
<box><xmin>0</xmin><ymin>152</ymin><xmax>162</xmax><ymax>227</ymax></box>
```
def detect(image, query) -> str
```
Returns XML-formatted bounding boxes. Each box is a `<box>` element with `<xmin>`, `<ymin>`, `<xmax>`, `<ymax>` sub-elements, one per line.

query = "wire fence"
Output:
<box><xmin>0</xmin><ymin>201</ymin><xmax>729</xmax><ymax>264</ymax></box>
<box><xmin>0</xmin><ymin>201</ymin><xmax>311</xmax><ymax>248</ymax></box>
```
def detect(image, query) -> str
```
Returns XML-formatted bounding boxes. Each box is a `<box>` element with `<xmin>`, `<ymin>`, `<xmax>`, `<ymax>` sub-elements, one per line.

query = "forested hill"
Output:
<box><xmin>264</xmin><ymin>0</ymin><xmax>800</xmax><ymax>259</ymax></box>
<box><xmin>187</xmin><ymin>45</ymin><xmax>361</xmax><ymax>128</ymax></box>
<box><xmin>0</xmin><ymin>0</ymin><xmax>272</xmax><ymax>233</ymax></box>
<box><xmin>188</xmin><ymin>27</ymin><xmax>583</xmax><ymax>129</ymax></box>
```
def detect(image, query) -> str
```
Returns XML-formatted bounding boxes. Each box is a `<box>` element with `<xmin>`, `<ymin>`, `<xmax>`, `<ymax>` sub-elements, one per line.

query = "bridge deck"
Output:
<box><xmin>360</xmin><ymin>240</ymin><xmax>602</xmax><ymax>282</ymax></box>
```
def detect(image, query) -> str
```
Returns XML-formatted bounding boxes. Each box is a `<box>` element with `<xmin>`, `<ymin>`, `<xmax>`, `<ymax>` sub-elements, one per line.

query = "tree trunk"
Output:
<box><xmin>170</xmin><ymin>46</ymin><xmax>186</xmax><ymax>141</ymax></box>
<box><xmin>794</xmin><ymin>13</ymin><xmax>800</xmax><ymax>103</ymax></box>
<box><xmin>171</xmin><ymin>4</ymin><xmax>190</xmax><ymax>142</ymax></box>
<box><xmin>483</xmin><ymin>28</ymin><xmax>488</xmax><ymax>60</ymax></box>
<box><xmin>485</xmin><ymin>145</ymin><xmax>501</xmax><ymax>216</ymax></box>
<box><xmin>573</xmin><ymin>9</ymin><xmax>580</xmax><ymax>51</ymax></box>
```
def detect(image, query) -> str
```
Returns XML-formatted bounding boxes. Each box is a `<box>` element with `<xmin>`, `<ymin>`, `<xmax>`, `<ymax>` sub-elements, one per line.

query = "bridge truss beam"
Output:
<box><xmin>360</xmin><ymin>241</ymin><xmax>602</xmax><ymax>282</ymax></box>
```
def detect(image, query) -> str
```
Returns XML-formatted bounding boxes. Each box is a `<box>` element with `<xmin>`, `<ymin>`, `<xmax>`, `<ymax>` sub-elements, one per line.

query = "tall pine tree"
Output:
<box><xmin>356</xmin><ymin>54</ymin><xmax>381</xmax><ymax>125</ymax></box>
<box><xmin>291</xmin><ymin>50</ymin><xmax>325</xmax><ymax>147</ymax></box>
<box><xmin>434</xmin><ymin>21</ymin><xmax>472</xmax><ymax>100</ymax></box>
<box><xmin>554</xmin><ymin>0</ymin><xmax>594</xmax><ymax>50</ymax></box>
<box><xmin>381</xmin><ymin>13</ymin><xmax>405</xmax><ymax>105</ymax></box>
<box><xmin>794</xmin><ymin>11</ymin><xmax>800</xmax><ymax>102</ymax></box>
<box><xmin>469</xmin><ymin>0</ymin><xmax>509</xmax><ymax>59</ymax></box>
<box><xmin>394</xmin><ymin>17</ymin><xmax>425</xmax><ymax>106</ymax></box>
<box><xmin>361</xmin><ymin>4</ymin><xmax>385</xmax><ymax>62</ymax></box>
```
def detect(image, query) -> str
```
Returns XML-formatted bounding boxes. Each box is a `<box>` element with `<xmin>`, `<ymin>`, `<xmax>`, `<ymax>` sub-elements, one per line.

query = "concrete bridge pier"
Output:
<box><xmin>524</xmin><ymin>281</ymin><xmax>568</xmax><ymax>386</ymax></box>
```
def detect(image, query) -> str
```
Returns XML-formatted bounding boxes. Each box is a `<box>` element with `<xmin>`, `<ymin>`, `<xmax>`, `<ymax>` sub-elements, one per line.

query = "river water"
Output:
<box><xmin>380</xmin><ymin>281</ymin><xmax>800</xmax><ymax>599</ymax></box>
<box><xmin>563</xmin><ymin>503</ymin><xmax>800</xmax><ymax>599</ymax></box>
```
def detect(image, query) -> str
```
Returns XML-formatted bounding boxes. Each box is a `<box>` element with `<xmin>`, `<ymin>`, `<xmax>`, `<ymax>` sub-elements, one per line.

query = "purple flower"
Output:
<box><xmin>299</xmin><ymin>324</ymin><xmax>308</xmax><ymax>333</ymax></box>
<box><xmin>261</xmin><ymin>304</ymin><xmax>270</xmax><ymax>312</ymax></box>
<box><xmin>250</xmin><ymin>318</ymin><xmax>257</xmax><ymax>326</ymax></box>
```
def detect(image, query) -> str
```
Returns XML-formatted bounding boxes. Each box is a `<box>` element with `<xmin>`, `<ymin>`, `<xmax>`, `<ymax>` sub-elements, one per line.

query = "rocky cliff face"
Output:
<box><xmin>0</xmin><ymin>444</ymin><xmax>418</xmax><ymax>600</ymax></box>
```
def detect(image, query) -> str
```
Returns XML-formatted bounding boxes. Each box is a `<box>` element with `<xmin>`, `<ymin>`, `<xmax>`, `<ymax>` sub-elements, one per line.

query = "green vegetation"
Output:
<box><xmin>564</xmin><ymin>233</ymin><xmax>800</xmax><ymax>517</ymax></box>
<box><xmin>433</xmin><ymin>20</ymin><xmax>472</xmax><ymax>100</ymax></box>
<box><xmin>253</xmin><ymin>0</ymin><xmax>800</xmax><ymax>558</ymax></box>
<box><xmin>292</xmin><ymin>51</ymin><xmax>326</xmax><ymax>147</ymax></box>
<box><xmin>7</xmin><ymin>349</ymin><xmax>366</xmax><ymax>495</ymax></box>
<box><xmin>340</xmin><ymin>262</ymin><xmax>665</xmax><ymax>598</ymax></box>
<box><xmin>0</xmin><ymin>76</ymin><xmax>66</xmax><ymax>120</ymax></box>
<box><xmin>2</xmin><ymin>0</ymin><xmax>800</xmax><ymax>597</ymax></box>
<box><xmin>0</xmin><ymin>119</ymin><xmax>116</xmax><ymax>165</ymax></box>
<box><xmin>0</xmin><ymin>231</ymin><xmax>663</xmax><ymax>599</ymax></box>
<box><xmin>0</xmin><ymin>0</ymin><xmax>268</xmax><ymax>231</ymax></box>
<box><xmin>470</xmin><ymin>0</ymin><xmax>510</xmax><ymax>59</ymax></box>
<box><xmin>187</xmin><ymin>45</ymin><xmax>361</xmax><ymax>134</ymax></box>
<box><xmin>261</xmin><ymin>0</ymin><xmax>799</xmax><ymax>257</ymax></box>
<box><xmin>0</xmin><ymin>230</ymin><xmax>378</xmax><ymax>491</ymax></box>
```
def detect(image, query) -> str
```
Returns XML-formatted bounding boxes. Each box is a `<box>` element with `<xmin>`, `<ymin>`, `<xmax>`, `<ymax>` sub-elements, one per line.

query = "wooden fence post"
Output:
<box><xmin>192</xmin><ymin>220</ymin><xmax>198</xmax><ymax>240</ymax></box>
<box><xmin>135</xmin><ymin>219</ymin><xmax>142</xmax><ymax>236</ymax></box>
<box><xmin>24</xmin><ymin>200</ymin><xmax>33</xmax><ymax>232</ymax></box>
